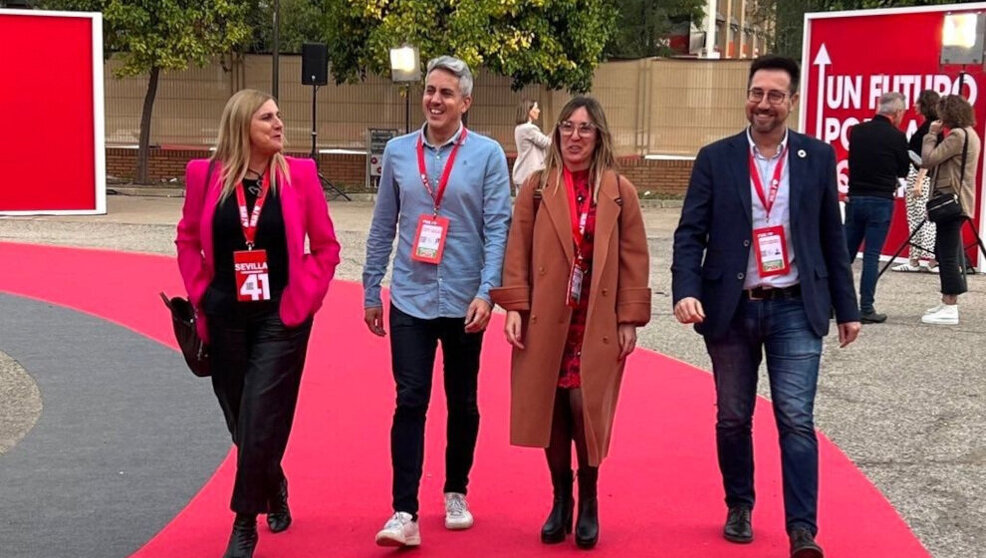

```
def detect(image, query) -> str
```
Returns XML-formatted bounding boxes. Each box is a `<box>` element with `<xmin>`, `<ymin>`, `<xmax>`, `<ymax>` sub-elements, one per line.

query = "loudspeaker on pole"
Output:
<box><xmin>301</xmin><ymin>43</ymin><xmax>328</xmax><ymax>86</ymax></box>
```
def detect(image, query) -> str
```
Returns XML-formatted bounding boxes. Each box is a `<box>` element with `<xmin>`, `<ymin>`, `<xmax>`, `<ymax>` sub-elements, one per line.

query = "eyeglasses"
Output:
<box><xmin>558</xmin><ymin>120</ymin><xmax>597</xmax><ymax>137</ymax></box>
<box><xmin>747</xmin><ymin>88</ymin><xmax>789</xmax><ymax>105</ymax></box>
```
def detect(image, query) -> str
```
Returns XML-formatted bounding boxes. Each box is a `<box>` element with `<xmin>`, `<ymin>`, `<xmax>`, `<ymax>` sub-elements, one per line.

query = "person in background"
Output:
<box><xmin>844</xmin><ymin>91</ymin><xmax>909</xmax><ymax>323</ymax></box>
<box><xmin>920</xmin><ymin>94</ymin><xmax>980</xmax><ymax>325</ymax></box>
<box><xmin>893</xmin><ymin>89</ymin><xmax>941</xmax><ymax>273</ymax></box>
<box><xmin>176</xmin><ymin>89</ymin><xmax>341</xmax><ymax>558</ymax></box>
<box><xmin>492</xmin><ymin>95</ymin><xmax>651</xmax><ymax>549</ymax></box>
<box><xmin>512</xmin><ymin>99</ymin><xmax>551</xmax><ymax>196</ymax></box>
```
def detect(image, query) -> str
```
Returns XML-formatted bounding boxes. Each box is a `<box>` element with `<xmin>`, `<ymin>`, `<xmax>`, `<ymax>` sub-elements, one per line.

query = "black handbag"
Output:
<box><xmin>160</xmin><ymin>292</ymin><xmax>210</xmax><ymax>377</ymax></box>
<box><xmin>161</xmin><ymin>159</ymin><xmax>217</xmax><ymax>377</ymax></box>
<box><xmin>926</xmin><ymin>129</ymin><xmax>967</xmax><ymax>223</ymax></box>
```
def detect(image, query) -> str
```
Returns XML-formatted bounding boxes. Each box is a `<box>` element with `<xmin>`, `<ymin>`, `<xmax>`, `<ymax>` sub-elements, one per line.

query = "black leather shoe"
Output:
<box><xmin>574</xmin><ymin>468</ymin><xmax>598</xmax><ymax>549</ymax></box>
<box><xmin>223</xmin><ymin>513</ymin><xmax>258</xmax><ymax>558</ymax></box>
<box><xmin>860</xmin><ymin>311</ymin><xmax>887</xmax><ymax>324</ymax></box>
<box><xmin>267</xmin><ymin>478</ymin><xmax>292</xmax><ymax>533</ymax></box>
<box><xmin>723</xmin><ymin>506</ymin><xmax>753</xmax><ymax>543</ymax></box>
<box><xmin>789</xmin><ymin>528</ymin><xmax>824</xmax><ymax>558</ymax></box>
<box><xmin>541</xmin><ymin>469</ymin><xmax>574</xmax><ymax>544</ymax></box>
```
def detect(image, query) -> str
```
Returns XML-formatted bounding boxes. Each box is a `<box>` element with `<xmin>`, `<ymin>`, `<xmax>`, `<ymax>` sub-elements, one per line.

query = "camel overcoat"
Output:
<box><xmin>490</xmin><ymin>168</ymin><xmax>651</xmax><ymax>466</ymax></box>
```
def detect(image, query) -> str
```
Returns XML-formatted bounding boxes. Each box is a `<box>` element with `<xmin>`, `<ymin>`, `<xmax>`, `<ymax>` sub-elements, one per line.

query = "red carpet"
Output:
<box><xmin>0</xmin><ymin>242</ymin><xmax>929</xmax><ymax>558</ymax></box>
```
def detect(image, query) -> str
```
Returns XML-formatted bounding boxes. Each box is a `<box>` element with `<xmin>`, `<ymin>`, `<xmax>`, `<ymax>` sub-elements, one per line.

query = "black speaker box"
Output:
<box><xmin>301</xmin><ymin>43</ymin><xmax>328</xmax><ymax>86</ymax></box>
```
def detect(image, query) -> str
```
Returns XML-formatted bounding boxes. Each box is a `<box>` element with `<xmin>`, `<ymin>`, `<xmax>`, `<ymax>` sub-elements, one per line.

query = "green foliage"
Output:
<box><xmin>246</xmin><ymin>0</ymin><xmax>324</xmax><ymax>53</ymax></box>
<box><xmin>322</xmin><ymin>0</ymin><xmax>618</xmax><ymax>93</ymax></box>
<box><xmin>40</xmin><ymin>0</ymin><xmax>252</xmax><ymax>77</ymax></box>
<box><xmin>605</xmin><ymin>0</ymin><xmax>706</xmax><ymax>59</ymax></box>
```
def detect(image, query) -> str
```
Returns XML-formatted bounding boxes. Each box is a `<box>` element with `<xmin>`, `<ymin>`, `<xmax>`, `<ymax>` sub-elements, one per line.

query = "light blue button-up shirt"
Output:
<box><xmin>745</xmin><ymin>128</ymin><xmax>800</xmax><ymax>289</ymax></box>
<box><xmin>362</xmin><ymin>124</ymin><xmax>512</xmax><ymax>319</ymax></box>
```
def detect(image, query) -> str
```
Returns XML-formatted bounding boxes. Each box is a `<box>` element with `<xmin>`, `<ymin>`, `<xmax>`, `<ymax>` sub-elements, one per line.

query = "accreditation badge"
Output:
<box><xmin>411</xmin><ymin>215</ymin><xmax>450</xmax><ymax>264</ymax></box>
<box><xmin>233</xmin><ymin>249</ymin><xmax>271</xmax><ymax>301</ymax></box>
<box><xmin>753</xmin><ymin>226</ymin><xmax>790</xmax><ymax>277</ymax></box>
<box><xmin>566</xmin><ymin>260</ymin><xmax>585</xmax><ymax>308</ymax></box>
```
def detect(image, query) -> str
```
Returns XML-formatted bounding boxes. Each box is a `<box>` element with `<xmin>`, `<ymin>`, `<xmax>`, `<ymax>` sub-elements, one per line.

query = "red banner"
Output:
<box><xmin>801</xmin><ymin>4</ymin><xmax>986</xmax><ymax>264</ymax></box>
<box><xmin>0</xmin><ymin>11</ymin><xmax>104</xmax><ymax>214</ymax></box>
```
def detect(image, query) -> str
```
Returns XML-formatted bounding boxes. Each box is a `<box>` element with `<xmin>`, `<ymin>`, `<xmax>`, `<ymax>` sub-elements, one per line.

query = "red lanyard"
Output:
<box><xmin>748</xmin><ymin>145</ymin><xmax>788</xmax><ymax>218</ymax></box>
<box><xmin>234</xmin><ymin>171</ymin><xmax>270</xmax><ymax>249</ymax></box>
<box><xmin>563</xmin><ymin>168</ymin><xmax>592</xmax><ymax>254</ymax></box>
<box><xmin>416</xmin><ymin>128</ymin><xmax>468</xmax><ymax>214</ymax></box>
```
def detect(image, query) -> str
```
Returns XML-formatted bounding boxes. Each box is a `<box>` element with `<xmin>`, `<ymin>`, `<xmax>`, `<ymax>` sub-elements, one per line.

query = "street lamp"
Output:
<box><xmin>940</xmin><ymin>12</ymin><xmax>986</xmax><ymax>96</ymax></box>
<box><xmin>390</xmin><ymin>45</ymin><xmax>421</xmax><ymax>134</ymax></box>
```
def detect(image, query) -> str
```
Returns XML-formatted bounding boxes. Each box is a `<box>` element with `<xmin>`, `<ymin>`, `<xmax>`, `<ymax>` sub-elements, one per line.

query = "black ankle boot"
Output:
<box><xmin>575</xmin><ymin>468</ymin><xmax>598</xmax><ymax>549</ymax></box>
<box><xmin>541</xmin><ymin>469</ymin><xmax>574</xmax><ymax>544</ymax></box>
<box><xmin>267</xmin><ymin>478</ymin><xmax>292</xmax><ymax>533</ymax></box>
<box><xmin>223</xmin><ymin>513</ymin><xmax>257</xmax><ymax>558</ymax></box>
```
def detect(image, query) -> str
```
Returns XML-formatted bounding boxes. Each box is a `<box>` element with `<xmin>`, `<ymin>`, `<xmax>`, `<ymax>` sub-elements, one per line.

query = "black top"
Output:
<box><xmin>908</xmin><ymin>120</ymin><xmax>944</xmax><ymax>171</ymax></box>
<box><xmin>847</xmin><ymin>114</ymin><xmax>910</xmax><ymax>199</ymax></box>
<box><xmin>204</xmin><ymin>178</ymin><xmax>289</xmax><ymax>316</ymax></box>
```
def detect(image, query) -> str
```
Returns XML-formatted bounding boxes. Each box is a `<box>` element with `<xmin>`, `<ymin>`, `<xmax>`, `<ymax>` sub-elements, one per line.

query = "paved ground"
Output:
<box><xmin>1</xmin><ymin>193</ymin><xmax>984</xmax><ymax>558</ymax></box>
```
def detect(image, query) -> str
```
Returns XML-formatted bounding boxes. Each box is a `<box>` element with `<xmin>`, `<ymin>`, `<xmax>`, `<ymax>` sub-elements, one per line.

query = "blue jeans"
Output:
<box><xmin>844</xmin><ymin>196</ymin><xmax>895</xmax><ymax>313</ymax></box>
<box><xmin>704</xmin><ymin>297</ymin><xmax>823</xmax><ymax>535</ymax></box>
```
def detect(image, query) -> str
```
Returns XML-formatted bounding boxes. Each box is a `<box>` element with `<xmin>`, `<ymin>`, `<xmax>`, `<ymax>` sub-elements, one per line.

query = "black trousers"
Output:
<box><xmin>207</xmin><ymin>305</ymin><xmax>312</xmax><ymax>514</ymax></box>
<box><xmin>388</xmin><ymin>304</ymin><xmax>484</xmax><ymax>516</ymax></box>
<box><xmin>935</xmin><ymin>215</ymin><xmax>968</xmax><ymax>296</ymax></box>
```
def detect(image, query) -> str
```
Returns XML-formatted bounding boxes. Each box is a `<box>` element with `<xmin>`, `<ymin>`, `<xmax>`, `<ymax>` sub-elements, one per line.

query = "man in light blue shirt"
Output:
<box><xmin>362</xmin><ymin>55</ymin><xmax>511</xmax><ymax>548</ymax></box>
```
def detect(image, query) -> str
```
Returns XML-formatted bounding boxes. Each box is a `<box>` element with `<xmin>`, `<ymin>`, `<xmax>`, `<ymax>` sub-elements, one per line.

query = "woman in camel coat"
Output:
<box><xmin>491</xmin><ymin>96</ymin><xmax>650</xmax><ymax>549</ymax></box>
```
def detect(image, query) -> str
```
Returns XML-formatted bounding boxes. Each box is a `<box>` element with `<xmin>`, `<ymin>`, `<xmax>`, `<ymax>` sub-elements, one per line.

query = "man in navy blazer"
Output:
<box><xmin>671</xmin><ymin>56</ymin><xmax>861</xmax><ymax>558</ymax></box>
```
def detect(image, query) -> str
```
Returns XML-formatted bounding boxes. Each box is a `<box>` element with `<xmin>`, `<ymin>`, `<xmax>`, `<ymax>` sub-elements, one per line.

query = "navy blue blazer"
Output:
<box><xmin>671</xmin><ymin>130</ymin><xmax>860</xmax><ymax>341</ymax></box>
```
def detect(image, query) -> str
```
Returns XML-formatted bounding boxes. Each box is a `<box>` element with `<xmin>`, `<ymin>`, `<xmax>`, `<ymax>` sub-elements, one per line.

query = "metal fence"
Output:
<box><xmin>104</xmin><ymin>54</ymin><xmax>798</xmax><ymax>156</ymax></box>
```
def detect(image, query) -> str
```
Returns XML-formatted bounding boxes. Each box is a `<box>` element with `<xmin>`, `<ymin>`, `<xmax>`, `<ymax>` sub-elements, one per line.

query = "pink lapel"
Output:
<box><xmin>199</xmin><ymin>166</ymin><xmax>223</xmax><ymax>277</ymax></box>
<box><xmin>279</xmin><ymin>160</ymin><xmax>304</xmax><ymax>266</ymax></box>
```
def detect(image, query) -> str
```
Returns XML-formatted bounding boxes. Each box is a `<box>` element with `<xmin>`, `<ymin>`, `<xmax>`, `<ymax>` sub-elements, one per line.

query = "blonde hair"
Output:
<box><xmin>213</xmin><ymin>89</ymin><xmax>290</xmax><ymax>199</ymax></box>
<box><xmin>539</xmin><ymin>96</ymin><xmax>617</xmax><ymax>202</ymax></box>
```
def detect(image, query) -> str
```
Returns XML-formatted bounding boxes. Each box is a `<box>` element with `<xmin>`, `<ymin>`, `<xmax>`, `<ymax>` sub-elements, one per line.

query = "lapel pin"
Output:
<box><xmin>797</xmin><ymin>149</ymin><xmax>807</xmax><ymax>159</ymax></box>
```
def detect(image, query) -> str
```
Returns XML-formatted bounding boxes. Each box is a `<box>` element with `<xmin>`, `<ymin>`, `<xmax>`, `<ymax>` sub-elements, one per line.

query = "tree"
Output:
<box><xmin>42</xmin><ymin>0</ymin><xmax>251</xmax><ymax>183</ymax></box>
<box><xmin>605</xmin><ymin>0</ymin><xmax>706</xmax><ymax>59</ymax></box>
<box><xmin>752</xmin><ymin>0</ymin><xmax>956</xmax><ymax>60</ymax></box>
<box><xmin>246</xmin><ymin>0</ymin><xmax>324</xmax><ymax>53</ymax></box>
<box><xmin>322</xmin><ymin>0</ymin><xmax>618</xmax><ymax>93</ymax></box>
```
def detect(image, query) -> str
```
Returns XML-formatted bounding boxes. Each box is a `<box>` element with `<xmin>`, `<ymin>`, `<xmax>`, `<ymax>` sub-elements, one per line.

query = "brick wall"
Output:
<box><xmin>106</xmin><ymin>147</ymin><xmax>695</xmax><ymax>195</ymax></box>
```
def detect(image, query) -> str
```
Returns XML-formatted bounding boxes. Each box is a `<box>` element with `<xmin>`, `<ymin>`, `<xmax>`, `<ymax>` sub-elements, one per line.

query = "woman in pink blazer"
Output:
<box><xmin>176</xmin><ymin>89</ymin><xmax>340</xmax><ymax>558</ymax></box>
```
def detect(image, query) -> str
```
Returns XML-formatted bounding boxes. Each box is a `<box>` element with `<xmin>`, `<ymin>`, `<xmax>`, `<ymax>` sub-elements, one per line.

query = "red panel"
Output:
<box><xmin>0</xmin><ymin>14</ymin><xmax>96</xmax><ymax>211</ymax></box>
<box><xmin>803</xmin><ymin>8</ymin><xmax>985</xmax><ymax>262</ymax></box>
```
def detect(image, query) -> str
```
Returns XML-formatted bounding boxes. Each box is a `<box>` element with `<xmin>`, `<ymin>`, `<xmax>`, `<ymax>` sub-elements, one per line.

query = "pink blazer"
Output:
<box><xmin>176</xmin><ymin>156</ymin><xmax>341</xmax><ymax>342</ymax></box>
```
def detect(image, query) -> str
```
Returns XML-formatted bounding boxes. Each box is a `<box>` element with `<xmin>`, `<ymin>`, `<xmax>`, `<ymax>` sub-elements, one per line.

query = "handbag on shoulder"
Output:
<box><xmin>926</xmin><ymin>128</ymin><xmax>967</xmax><ymax>223</ymax></box>
<box><xmin>160</xmin><ymin>292</ymin><xmax>210</xmax><ymax>377</ymax></box>
<box><xmin>161</xmin><ymin>159</ymin><xmax>217</xmax><ymax>377</ymax></box>
<box><xmin>926</xmin><ymin>191</ymin><xmax>962</xmax><ymax>223</ymax></box>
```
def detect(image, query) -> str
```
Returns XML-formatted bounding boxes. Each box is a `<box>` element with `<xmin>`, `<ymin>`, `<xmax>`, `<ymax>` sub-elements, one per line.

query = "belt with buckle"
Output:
<box><xmin>744</xmin><ymin>284</ymin><xmax>801</xmax><ymax>301</ymax></box>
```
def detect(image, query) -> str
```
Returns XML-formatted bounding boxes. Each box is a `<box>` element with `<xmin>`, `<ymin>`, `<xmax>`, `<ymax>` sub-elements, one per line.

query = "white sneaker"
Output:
<box><xmin>892</xmin><ymin>262</ymin><xmax>922</xmax><ymax>272</ymax></box>
<box><xmin>925</xmin><ymin>303</ymin><xmax>945</xmax><ymax>315</ymax></box>
<box><xmin>921</xmin><ymin>304</ymin><xmax>958</xmax><ymax>325</ymax></box>
<box><xmin>444</xmin><ymin>492</ymin><xmax>474</xmax><ymax>530</ymax></box>
<box><xmin>375</xmin><ymin>512</ymin><xmax>420</xmax><ymax>547</ymax></box>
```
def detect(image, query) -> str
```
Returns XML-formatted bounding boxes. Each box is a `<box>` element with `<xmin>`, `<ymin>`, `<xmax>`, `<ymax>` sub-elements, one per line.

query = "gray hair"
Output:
<box><xmin>877</xmin><ymin>92</ymin><xmax>906</xmax><ymax>116</ymax></box>
<box><xmin>426</xmin><ymin>56</ymin><xmax>474</xmax><ymax>97</ymax></box>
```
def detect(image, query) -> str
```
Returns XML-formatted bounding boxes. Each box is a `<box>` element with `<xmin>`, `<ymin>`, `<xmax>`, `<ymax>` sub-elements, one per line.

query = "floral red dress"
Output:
<box><xmin>558</xmin><ymin>170</ymin><xmax>596</xmax><ymax>389</ymax></box>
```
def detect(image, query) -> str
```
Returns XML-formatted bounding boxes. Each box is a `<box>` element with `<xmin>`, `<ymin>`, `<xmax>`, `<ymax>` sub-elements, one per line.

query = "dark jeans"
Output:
<box><xmin>935</xmin><ymin>215</ymin><xmax>969</xmax><ymax>296</ymax></box>
<box><xmin>844</xmin><ymin>195</ymin><xmax>895</xmax><ymax>313</ymax></box>
<box><xmin>207</xmin><ymin>306</ymin><xmax>312</xmax><ymax>514</ymax></box>
<box><xmin>704</xmin><ymin>297</ymin><xmax>823</xmax><ymax>535</ymax></box>
<box><xmin>389</xmin><ymin>304</ymin><xmax>484</xmax><ymax>516</ymax></box>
